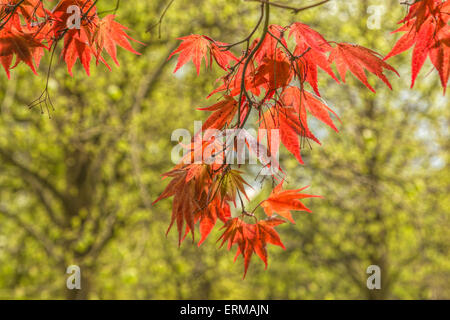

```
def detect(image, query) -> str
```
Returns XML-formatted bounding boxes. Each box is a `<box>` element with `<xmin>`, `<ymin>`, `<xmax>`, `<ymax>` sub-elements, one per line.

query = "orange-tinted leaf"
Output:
<box><xmin>385</xmin><ymin>0</ymin><xmax>449</xmax><ymax>92</ymax></box>
<box><xmin>0</xmin><ymin>26</ymin><xmax>45</xmax><ymax>78</ymax></box>
<box><xmin>198</xmin><ymin>96</ymin><xmax>238</xmax><ymax>132</ymax></box>
<box><xmin>93</xmin><ymin>15</ymin><xmax>142</xmax><ymax>67</ymax></box>
<box><xmin>169</xmin><ymin>34</ymin><xmax>210</xmax><ymax>75</ymax></box>
<box><xmin>219</xmin><ymin>217</ymin><xmax>285</xmax><ymax>278</ymax></box>
<box><xmin>261</xmin><ymin>181</ymin><xmax>322</xmax><ymax>223</ymax></box>
<box><xmin>329</xmin><ymin>43</ymin><xmax>399</xmax><ymax>92</ymax></box>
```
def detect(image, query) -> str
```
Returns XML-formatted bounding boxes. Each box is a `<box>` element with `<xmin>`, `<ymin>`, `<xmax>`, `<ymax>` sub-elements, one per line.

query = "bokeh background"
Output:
<box><xmin>0</xmin><ymin>0</ymin><xmax>448</xmax><ymax>299</ymax></box>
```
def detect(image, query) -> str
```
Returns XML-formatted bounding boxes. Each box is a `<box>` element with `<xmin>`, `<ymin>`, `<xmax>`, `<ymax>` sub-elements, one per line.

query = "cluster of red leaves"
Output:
<box><xmin>0</xmin><ymin>0</ymin><xmax>141</xmax><ymax>78</ymax></box>
<box><xmin>154</xmin><ymin>18</ymin><xmax>399</xmax><ymax>277</ymax></box>
<box><xmin>385</xmin><ymin>0</ymin><xmax>449</xmax><ymax>92</ymax></box>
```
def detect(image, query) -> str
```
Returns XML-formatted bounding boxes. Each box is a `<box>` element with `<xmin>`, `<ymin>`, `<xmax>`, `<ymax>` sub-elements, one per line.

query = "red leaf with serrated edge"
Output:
<box><xmin>198</xmin><ymin>96</ymin><xmax>238</xmax><ymax>132</ymax></box>
<box><xmin>169</xmin><ymin>34</ymin><xmax>210</xmax><ymax>75</ymax></box>
<box><xmin>260</xmin><ymin>107</ymin><xmax>305</xmax><ymax>165</ymax></box>
<box><xmin>255</xmin><ymin>49</ymin><xmax>293</xmax><ymax>91</ymax></box>
<box><xmin>219</xmin><ymin>217</ymin><xmax>285</xmax><ymax>278</ymax></box>
<box><xmin>384</xmin><ymin>21</ymin><xmax>417</xmax><ymax>61</ymax></box>
<box><xmin>279</xmin><ymin>116</ymin><xmax>304</xmax><ymax>164</ymax></box>
<box><xmin>152</xmin><ymin>167</ymin><xmax>199</xmax><ymax>245</ymax></box>
<box><xmin>385</xmin><ymin>0</ymin><xmax>449</xmax><ymax>92</ymax></box>
<box><xmin>154</xmin><ymin>164</ymin><xmax>240</xmax><ymax>247</ymax></box>
<box><xmin>411</xmin><ymin>19</ymin><xmax>435</xmax><ymax>88</ymax></box>
<box><xmin>300</xmin><ymin>90</ymin><xmax>340</xmax><ymax>133</ymax></box>
<box><xmin>197</xmin><ymin>198</ymin><xmax>231</xmax><ymax>246</ymax></box>
<box><xmin>261</xmin><ymin>181</ymin><xmax>322</xmax><ymax>224</ymax></box>
<box><xmin>50</xmin><ymin>0</ymin><xmax>99</xmax><ymax>76</ymax></box>
<box><xmin>0</xmin><ymin>26</ymin><xmax>45</xmax><ymax>78</ymax></box>
<box><xmin>208</xmin><ymin>51</ymin><xmax>260</xmax><ymax>98</ymax></box>
<box><xmin>92</xmin><ymin>15</ymin><xmax>142</xmax><ymax>67</ymax></box>
<box><xmin>281</xmin><ymin>86</ymin><xmax>339</xmax><ymax>135</ymax></box>
<box><xmin>169</xmin><ymin>35</ymin><xmax>237</xmax><ymax>75</ymax></box>
<box><xmin>0</xmin><ymin>0</ymin><xmax>46</xmax><ymax>21</ymax></box>
<box><xmin>429</xmin><ymin>29</ymin><xmax>450</xmax><ymax>93</ymax></box>
<box><xmin>215</xmin><ymin>169</ymin><xmax>251</xmax><ymax>207</ymax></box>
<box><xmin>259</xmin><ymin>86</ymin><xmax>339</xmax><ymax>166</ymax></box>
<box><xmin>61</xmin><ymin>29</ymin><xmax>93</xmax><ymax>76</ymax></box>
<box><xmin>209</xmin><ymin>40</ymin><xmax>238</xmax><ymax>71</ymax></box>
<box><xmin>289</xmin><ymin>22</ymin><xmax>339</xmax><ymax>95</ymax></box>
<box><xmin>296</xmin><ymin>47</ymin><xmax>340</xmax><ymax>96</ymax></box>
<box><xmin>254</xmin><ymin>24</ymin><xmax>288</xmax><ymax>64</ymax></box>
<box><xmin>289</xmin><ymin>22</ymin><xmax>332</xmax><ymax>53</ymax></box>
<box><xmin>329</xmin><ymin>43</ymin><xmax>399</xmax><ymax>93</ymax></box>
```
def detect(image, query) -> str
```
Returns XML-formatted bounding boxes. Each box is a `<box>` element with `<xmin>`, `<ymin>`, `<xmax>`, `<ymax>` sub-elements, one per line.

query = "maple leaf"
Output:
<box><xmin>260</xmin><ymin>106</ymin><xmax>307</xmax><ymax>165</ymax></box>
<box><xmin>259</xmin><ymin>86</ymin><xmax>339</xmax><ymax>164</ymax></box>
<box><xmin>198</xmin><ymin>95</ymin><xmax>238</xmax><ymax>132</ymax></box>
<box><xmin>152</xmin><ymin>167</ymin><xmax>198</xmax><ymax>245</ymax></box>
<box><xmin>398</xmin><ymin>0</ymin><xmax>445</xmax><ymax>28</ymax></box>
<box><xmin>261</xmin><ymin>181</ymin><xmax>322</xmax><ymax>224</ymax></box>
<box><xmin>385</xmin><ymin>1</ymin><xmax>450</xmax><ymax>92</ymax></box>
<box><xmin>219</xmin><ymin>217</ymin><xmax>285</xmax><ymax>278</ymax></box>
<box><xmin>0</xmin><ymin>26</ymin><xmax>45</xmax><ymax>78</ymax></box>
<box><xmin>50</xmin><ymin>0</ymin><xmax>99</xmax><ymax>35</ymax></box>
<box><xmin>156</xmin><ymin>165</ymin><xmax>221</xmax><ymax>246</ymax></box>
<box><xmin>92</xmin><ymin>15</ymin><xmax>143</xmax><ymax>68</ymax></box>
<box><xmin>255</xmin><ymin>49</ymin><xmax>293</xmax><ymax>91</ymax></box>
<box><xmin>196</xmin><ymin>198</ymin><xmax>231</xmax><ymax>246</ymax></box>
<box><xmin>254</xmin><ymin>24</ymin><xmax>288</xmax><ymax>64</ymax></box>
<box><xmin>329</xmin><ymin>43</ymin><xmax>399</xmax><ymax>93</ymax></box>
<box><xmin>289</xmin><ymin>22</ymin><xmax>339</xmax><ymax>95</ymax></box>
<box><xmin>410</xmin><ymin>19</ymin><xmax>436</xmax><ymax>88</ymax></box>
<box><xmin>383</xmin><ymin>21</ymin><xmax>417</xmax><ymax>62</ymax></box>
<box><xmin>0</xmin><ymin>0</ymin><xmax>45</xmax><ymax>22</ymax></box>
<box><xmin>169</xmin><ymin>34</ymin><xmax>237</xmax><ymax>75</ymax></box>
<box><xmin>61</xmin><ymin>29</ymin><xmax>93</xmax><ymax>76</ymax></box>
<box><xmin>205</xmin><ymin>36</ymin><xmax>239</xmax><ymax>71</ymax></box>
<box><xmin>49</xmin><ymin>0</ymin><xmax>99</xmax><ymax>75</ymax></box>
<box><xmin>296</xmin><ymin>47</ymin><xmax>340</xmax><ymax>96</ymax></box>
<box><xmin>154</xmin><ymin>164</ymin><xmax>237</xmax><ymax>247</ymax></box>
<box><xmin>289</xmin><ymin>22</ymin><xmax>332</xmax><ymax>53</ymax></box>
<box><xmin>207</xmin><ymin>52</ymin><xmax>260</xmax><ymax>98</ymax></box>
<box><xmin>429</xmin><ymin>29</ymin><xmax>450</xmax><ymax>93</ymax></box>
<box><xmin>281</xmin><ymin>86</ymin><xmax>340</xmax><ymax>133</ymax></box>
<box><xmin>215</xmin><ymin>169</ymin><xmax>250</xmax><ymax>206</ymax></box>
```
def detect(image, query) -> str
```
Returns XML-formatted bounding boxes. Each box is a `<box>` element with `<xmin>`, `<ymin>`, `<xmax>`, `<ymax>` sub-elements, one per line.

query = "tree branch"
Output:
<box><xmin>245</xmin><ymin>0</ymin><xmax>330</xmax><ymax>14</ymax></box>
<box><xmin>0</xmin><ymin>204</ymin><xmax>63</xmax><ymax>264</ymax></box>
<box><xmin>0</xmin><ymin>148</ymin><xmax>66</xmax><ymax>203</ymax></box>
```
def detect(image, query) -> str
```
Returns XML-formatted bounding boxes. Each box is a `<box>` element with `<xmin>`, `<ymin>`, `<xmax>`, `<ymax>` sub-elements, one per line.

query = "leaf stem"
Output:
<box><xmin>236</xmin><ymin>0</ymin><xmax>271</xmax><ymax>128</ymax></box>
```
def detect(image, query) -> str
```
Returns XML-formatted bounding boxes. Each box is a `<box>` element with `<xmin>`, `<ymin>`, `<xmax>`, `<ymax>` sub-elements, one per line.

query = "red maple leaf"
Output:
<box><xmin>152</xmin><ymin>167</ymin><xmax>198</xmax><ymax>245</ymax></box>
<box><xmin>282</xmin><ymin>86</ymin><xmax>340</xmax><ymax>132</ymax></box>
<box><xmin>255</xmin><ymin>49</ymin><xmax>293</xmax><ymax>91</ymax></box>
<box><xmin>289</xmin><ymin>22</ymin><xmax>339</xmax><ymax>96</ymax></box>
<box><xmin>260</xmin><ymin>104</ymin><xmax>313</xmax><ymax>165</ymax></box>
<box><xmin>198</xmin><ymin>95</ymin><xmax>238</xmax><ymax>132</ymax></box>
<box><xmin>196</xmin><ymin>197</ymin><xmax>231</xmax><ymax>246</ymax></box>
<box><xmin>0</xmin><ymin>26</ymin><xmax>45</xmax><ymax>78</ymax></box>
<box><xmin>0</xmin><ymin>0</ymin><xmax>46</xmax><ymax>21</ymax></box>
<box><xmin>259</xmin><ymin>86</ymin><xmax>339</xmax><ymax>164</ymax></box>
<box><xmin>261</xmin><ymin>181</ymin><xmax>322</xmax><ymax>224</ymax></box>
<box><xmin>254</xmin><ymin>24</ymin><xmax>288</xmax><ymax>64</ymax></box>
<box><xmin>385</xmin><ymin>0</ymin><xmax>449</xmax><ymax>92</ymax></box>
<box><xmin>169</xmin><ymin>34</ymin><xmax>237</xmax><ymax>75</ymax></box>
<box><xmin>92</xmin><ymin>15</ymin><xmax>143</xmax><ymax>68</ymax></box>
<box><xmin>329</xmin><ymin>43</ymin><xmax>399</xmax><ymax>93</ymax></box>
<box><xmin>219</xmin><ymin>217</ymin><xmax>286</xmax><ymax>278</ymax></box>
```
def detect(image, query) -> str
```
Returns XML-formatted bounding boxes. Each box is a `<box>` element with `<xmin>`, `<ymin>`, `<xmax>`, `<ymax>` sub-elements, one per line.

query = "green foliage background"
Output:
<box><xmin>0</xmin><ymin>0</ymin><xmax>448</xmax><ymax>299</ymax></box>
